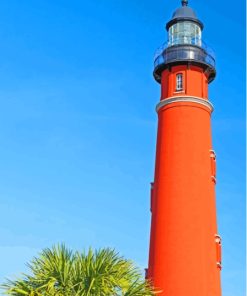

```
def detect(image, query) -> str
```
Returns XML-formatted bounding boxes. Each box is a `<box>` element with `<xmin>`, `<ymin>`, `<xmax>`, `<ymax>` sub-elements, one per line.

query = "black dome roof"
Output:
<box><xmin>166</xmin><ymin>1</ymin><xmax>204</xmax><ymax>31</ymax></box>
<box><xmin>172</xmin><ymin>6</ymin><xmax>197</xmax><ymax>20</ymax></box>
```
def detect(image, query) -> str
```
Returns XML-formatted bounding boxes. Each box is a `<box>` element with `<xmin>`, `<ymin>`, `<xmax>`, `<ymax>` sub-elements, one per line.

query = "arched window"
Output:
<box><xmin>176</xmin><ymin>73</ymin><xmax>183</xmax><ymax>91</ymax></box>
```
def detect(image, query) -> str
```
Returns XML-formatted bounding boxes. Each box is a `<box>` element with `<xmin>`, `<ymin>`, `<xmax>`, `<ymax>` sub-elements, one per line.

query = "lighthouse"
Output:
<box><xmin>147</xmin><ymin>1</ymin><xmax>222</xmax><ymax>296</ymax></box>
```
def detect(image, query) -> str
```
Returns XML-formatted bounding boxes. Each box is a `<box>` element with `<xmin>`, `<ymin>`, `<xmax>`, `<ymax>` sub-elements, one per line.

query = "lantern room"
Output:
<box><xmin>153</xmin><ymin>0</ymin><xmax>216</xmax><ymax>84</ymax></box>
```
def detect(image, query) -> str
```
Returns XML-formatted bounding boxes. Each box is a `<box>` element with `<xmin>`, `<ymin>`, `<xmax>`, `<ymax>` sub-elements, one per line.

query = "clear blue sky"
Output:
<box><xmin>0</xmin><ymin>0</ymin><xmax>245</xmax><ymax>295</ymax></box>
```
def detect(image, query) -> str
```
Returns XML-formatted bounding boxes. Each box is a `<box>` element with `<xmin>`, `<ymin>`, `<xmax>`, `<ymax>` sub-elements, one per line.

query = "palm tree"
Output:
<box><xmin>2</xmin><ymin>244</ymin><xmax>154</xmax><ymax>296</ymax></box>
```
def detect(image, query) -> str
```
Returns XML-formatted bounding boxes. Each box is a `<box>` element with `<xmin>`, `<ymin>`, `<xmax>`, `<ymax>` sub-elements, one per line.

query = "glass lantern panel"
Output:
<box><xmin>168</xmin><ymin>21</ymin><xmax>201</xmax><ymax>46</ymax></box>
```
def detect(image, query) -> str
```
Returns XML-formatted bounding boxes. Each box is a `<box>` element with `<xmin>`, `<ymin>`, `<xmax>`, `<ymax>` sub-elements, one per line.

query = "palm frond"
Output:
<box><xmin>1</xmin><ymin>244</ymin><xmax>155</xmax><ymax>296</ymax></box>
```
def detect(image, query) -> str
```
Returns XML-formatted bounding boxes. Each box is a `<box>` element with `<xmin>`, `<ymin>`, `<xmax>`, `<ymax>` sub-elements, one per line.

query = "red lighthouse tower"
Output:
<box><xmin>147</xmin><ymin>1</ymin><xmax>222</xmax><ymax>296</ymax></box>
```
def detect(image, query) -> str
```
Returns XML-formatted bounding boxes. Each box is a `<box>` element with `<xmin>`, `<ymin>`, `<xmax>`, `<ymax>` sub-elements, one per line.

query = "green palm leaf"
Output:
<box><xmin>1</xmin><ymin>244</ymin><xmax>155</xmax><ymax>296</ymax></box>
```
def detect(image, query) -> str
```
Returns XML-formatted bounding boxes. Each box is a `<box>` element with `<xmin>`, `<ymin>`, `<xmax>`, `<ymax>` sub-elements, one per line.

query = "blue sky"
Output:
<box><xmin>0</xmin><ymin>0</ymin><xmax>245</xmax><ymax>295</ymax></box>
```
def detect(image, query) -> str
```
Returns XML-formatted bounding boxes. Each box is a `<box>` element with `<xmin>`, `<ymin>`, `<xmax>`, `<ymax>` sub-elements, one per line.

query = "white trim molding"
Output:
<box><xmin>156</xmin><ymin>96</ymin><xmax>214</xmax><ymax>113</ymax></box>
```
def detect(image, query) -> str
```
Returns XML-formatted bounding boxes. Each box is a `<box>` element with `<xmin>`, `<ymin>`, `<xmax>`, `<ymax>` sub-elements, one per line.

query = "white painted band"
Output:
<box><xmin>156</xmin><ymin>96</ymin><xmax>214</xmax><ymax>113</ymax></box>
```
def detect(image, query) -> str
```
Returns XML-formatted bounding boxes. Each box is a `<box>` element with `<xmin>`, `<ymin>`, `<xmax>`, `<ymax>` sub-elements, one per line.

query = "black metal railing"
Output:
<box><xmin>154</xmin><ymin>40</ymin><xmax>216</xmax><ymax>70</ymax></box>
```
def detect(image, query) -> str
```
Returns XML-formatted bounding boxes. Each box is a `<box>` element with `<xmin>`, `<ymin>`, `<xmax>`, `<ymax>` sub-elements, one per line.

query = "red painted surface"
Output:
<box><xmin>161</xmin><ymin>65</ymin><xmax>209</xmax><ymax>99</ymax></box>
<box><xmin>147</xmin><ymin>64</ymin><xmax>222</xmax><ymax>296</ymax></box>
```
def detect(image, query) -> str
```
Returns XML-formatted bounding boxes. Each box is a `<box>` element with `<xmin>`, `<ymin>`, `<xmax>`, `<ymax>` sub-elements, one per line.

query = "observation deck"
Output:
<box><xmin>153</xmin><ymin>40</ymin><xmax>216</xmax><ymax>83</ymax></box>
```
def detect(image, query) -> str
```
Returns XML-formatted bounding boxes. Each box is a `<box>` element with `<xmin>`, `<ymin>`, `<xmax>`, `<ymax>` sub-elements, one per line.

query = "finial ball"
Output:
<box><xmin>182</xmin><ymin>0</ymin><xmax>188</xmax><ymax>6</ymax></box>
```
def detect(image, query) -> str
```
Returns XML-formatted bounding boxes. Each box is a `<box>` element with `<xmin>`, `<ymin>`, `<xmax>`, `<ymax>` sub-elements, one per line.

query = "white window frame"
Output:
<box><xmin>176</xmin><ymin>73</ymin><xmax>183</xmax><ymax>91</ymax></box>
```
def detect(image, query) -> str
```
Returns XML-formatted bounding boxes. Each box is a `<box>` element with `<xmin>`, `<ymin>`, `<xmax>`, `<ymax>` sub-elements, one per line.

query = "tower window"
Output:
<box><xmin>176</xmin><ymin>73</ymin><xmax>183</xmax><ymax>91</ymax></box>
